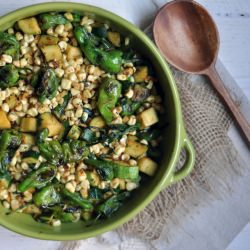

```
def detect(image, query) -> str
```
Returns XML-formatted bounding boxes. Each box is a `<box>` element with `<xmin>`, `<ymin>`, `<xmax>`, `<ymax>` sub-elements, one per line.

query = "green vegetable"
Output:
<box><xmin>53</xmin><ymin>91</ymin><xmax>71</xmax><ymax>119</ymax></box>
<box><xmin>39</xmin><ymin>140</ymin><xmax>89</xmax><ymax>165</ymax></box>
<box><xmin>0</xmin><ymin>32</ymin><xmax>19</xmax><ymax>59</ymax></box>
<box><xmin>67</xmin><ymin>125</ymin><xmax>81</xmax><ymax>140</ymax></box>
<box><xmin>85</xmin><ymin>158</ymin><xmax>139</xmax><ymax>180</ymax></box>
<box><xmin>121</xmin><ymin>85</ymin><xmax>149</xmax><ymax>116</ymax></box>
<box><xmin>97</xmin><ymin>77</ymin><xmax>121</xmax><ymax>124</ymax></box>
<box><xmin>80</xmin><ymin>128</ymin><xmax>99</xmax><ymax>144</ymax></box>
<box><xmin>137</xmin><ymin>129</ymin><xmax>160</xmax><ymax>141</ymax></box>
<box><xmin>100</xmin><ymin>123</ymin><xmax>139</xmax><ymax>145</ymax></box>
<box><xmin>62</xmin><ymin>188</ymin><xmax>93</xmax><ymax>210</ymax></box>
<box><xmin>74</xmin><ymin>26</ymin><xmax>123</xmax><ymax>73</ymax></box>
<box><xmin>33</xmin><ymin>185</ymin><xmax>61</xmax><ymax>206</ymax></box>
<box><xmin>88</xmin><ymin>187</ymin><xmax>103</xmax><ymax>203</ymax></box>
<box><xmin>0</xmin><ymin>129</ymin><xmax>21</xmax><ymax>152</ymax></box>
<box><xmin>34</xmin><ymin>68</ymin><xmax>59</xmax><ymax>103</ymax></box>
<box><xmin>99</xmin><ymin>50</ymin><xmax>123</xmax><ymax>73</ymax></box>
<box><xmin>62</xmin><ymin>142</ymin><xmax>71</xmax><ymax>163</ymax></box>
<box><xmin>96</xmin><ymin>192</ymin><xmax>130</xmax><ymax>217</ymax></box>
<box><xmin>18</xmin><ymin>163</ymin><xmax>56</xmax><ymax>192</ymax></box>
<box><xmin>114</xmin><ymin>165</ymin><xmax>139</xmax><ymax>180</ymax></box>
<box><xmin>22</xmin><ymin>150</ymin><xmax>40</xmax><ymax>164</ymax></box>
<box><xmin>38</xmin><ymin>142</ymin><xmax>59</xmax><ymax>165</ymax></box>
<box><xmin>0</xmin><ymin>151</ymin><xmax>11</xmax><ymax>185</ymax></box>
<box><xmin>39</xmin><ymin>13</ymin><xmax>69</xmax><ymax>30</ymax></box>
<box><xmin>0</xmin><ymin>65</ymin><xmax>19</xmax><ymax>89</ymax></box>
<box><xmin>69</xmin><ymin>140</ymin><xmax>89</xmax><ymax>162</ymax></box>
<box><xmin>120</xmin><ymin>98</ymin><xmax>141</xmax><ymax>116</ymax></box>
<box><xmin>37</xmin><ymin>128</ymin><xmax>49</xmax><ymax>143</ymax></box>
<box><xmin>0</xmin><ymin>130</ymin><xmax>21</xmax><ymax>183</ymax></box>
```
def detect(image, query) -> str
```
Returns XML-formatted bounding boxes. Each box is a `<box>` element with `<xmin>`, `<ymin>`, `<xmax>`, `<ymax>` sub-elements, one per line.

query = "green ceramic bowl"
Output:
<box><xmin>0</xmin><ymin>2</ymin><xmax>195</xmax><ymax>240</ymax></box>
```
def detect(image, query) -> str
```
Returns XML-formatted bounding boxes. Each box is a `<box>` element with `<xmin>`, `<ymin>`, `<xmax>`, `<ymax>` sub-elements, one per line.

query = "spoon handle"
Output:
<box><xmin>205</xmin><ymin>65</ymin><xmax>250</xmax><ymax>145</ymax></box>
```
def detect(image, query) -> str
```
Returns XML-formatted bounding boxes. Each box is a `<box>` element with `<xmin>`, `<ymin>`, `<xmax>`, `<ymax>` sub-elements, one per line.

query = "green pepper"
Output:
<box><xmin>85</xmin><ymin>158</ymin><xmax>139</xmax><ymax>180</ymax></box>
<box><xmin>62</xmin><ymin>142</ymin><xmax>71</xmax><ymax>163</ymax></box>
<box><xmin>50</xmin><ymin>140</ymin><xmax>64</xmax><ymax>159</ymax></box>
<box><xmin>38</xmin><ymin>142</ymin><xmax>60</xmax><ymax>165</ymax></box>
<box><xmin>33</xmin><ymin>185</ymin><xmax>61</xmax><ymax>207</ymax></box>
<box><xmin>0</xmin><ymin>65</ymin><xmax>19</xmax><ymax>89</ymax></box>
<box><xmin>99</xmin><ymin>50</ymin><xmax>123</xmax><ymax>73</ymax></box>
<box><xmin>18</xmin><ymin>163</ymin><xmax>56</xmax><ymax>192</ymax></box>
<box><xmin>62</xmin><ymin>188</ymin><xmax>93</xmax><ymax>210</ymax></box>
<box><xmin>74</xmin><ymin>26</ymin><xmax>123</xmax><ymax>73</ymax></box>
<box><xmin>0</xmin><ymin>130</ymin><xmax>21</xmax><ymax>184</ymax></box>
<box><xmin>37</xmin><ymin>128</ymin><xmax>49</xmax><ymax>143</ymax></box>
<box><xmin>38</xmin><ymin>140</ymin><xmax>89</xmax><ymax>165</ymax></box>
<box><xmin>39</xmin><ymin>13</ymin><xmax>69</xmax><ymax>30</ymax></box>
<box><xmin>35</xmin><ymin>68</ymin><xmax>59</xmax><ymax>103</ymax></box>
<box><xmin>53</xmin><ymin>91</ymin><xmax>71</xmax><ymax>119</ymax></box>
<box><xmin>0</xmin><ymin>32</ymin><xmax>19</xmax><ymax>59</ymax></box>
<box><xmin>80</xmin><ymin>128</ymin><xmax>99</xmax><ymax>144</ymax></box>
<box><xmin>97</xmin><ymin>77</ymin><xmax>121</xmax><ymax>124</ymax></box>
<box><xmin>69</xmin><ymin>140</ymin><xmax>89</xmax><ymax>162</ymax></box>
<box><xmin>0</xmin><ymin>129</ymin><xmax>21</xmax><ymax>152</ymax></box>
<box><xmin>0</xmin><ymin>151</ymin><xmax>11</xmax><ymax>186</ymax></box>
<box><xmin>96</xmin><ymin>192</ymin><xmax>130</xmax><ymax>217</ymax></box>
<box><xmin>120</xmin><ymin>98</ymin><xmax>141</xmax><ymax>116</ymax></box>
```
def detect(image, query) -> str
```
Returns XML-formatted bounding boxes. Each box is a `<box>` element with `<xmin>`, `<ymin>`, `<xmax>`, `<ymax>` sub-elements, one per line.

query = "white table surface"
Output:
<box><xmin>0</xmin><ymin>1</ymin><xmax>249</xmax><ymax>249</ymax></box>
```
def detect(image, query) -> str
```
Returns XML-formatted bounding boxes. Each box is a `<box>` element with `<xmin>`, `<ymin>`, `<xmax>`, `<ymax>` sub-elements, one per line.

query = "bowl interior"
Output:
<box><xmin>0</xmin><ymin>3</ymin><xmax>181</xmax><ymax>240</ymax></box>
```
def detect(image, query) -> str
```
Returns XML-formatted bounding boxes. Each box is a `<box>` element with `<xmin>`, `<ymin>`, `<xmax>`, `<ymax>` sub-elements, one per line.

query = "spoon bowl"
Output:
<box><xmin>154</xmin><ymin>0</ymin><xmax>219</xmax><ymax>73</ymax></box>
<box><xmin>153</xmin><ymin>0</ymin><xmax>250</xmax><ymax>144</ymax></box>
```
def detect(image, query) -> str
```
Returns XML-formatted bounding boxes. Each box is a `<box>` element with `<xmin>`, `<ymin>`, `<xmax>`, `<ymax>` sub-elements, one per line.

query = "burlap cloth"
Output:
<box><xmin>60</xmin><ymin>31</ymin><xmax>247</xmax><ymax>250</ymax></box>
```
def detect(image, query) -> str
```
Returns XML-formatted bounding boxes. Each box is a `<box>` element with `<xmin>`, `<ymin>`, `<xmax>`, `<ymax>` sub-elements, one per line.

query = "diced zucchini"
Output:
<box><xmin>138</xmin><ymin>157</ymin><xmax>158</xmax><ymax>176</ymax></box>
<box><xmin>138</xmin><ymin>107</ymin><xmax>159</xmax><ymax>128</ymax></box>
<box><xmin>22</xmin><ymin>150</ymin><xmax>40</xmax><ymax>164</ymax></box>
<box><xmin>5</xmin><ymin>95</ymin><xmax>17</xmax><ymax>109</ymax></box>
<box><xmin>38</xmin><ymin>35</ymin><xmax>59</xmax><ymax>47</ymax></box>
<box><xmin>41</xmin><ymin>45</ymin><xmax>62</xmax><ymax>62</ymax></box>
<box><xmin>67</xmin><ymin>125</ymin><xmax>81</xmax><ymax>140</ymax></box>
<box><xmin>18</xmin><ymin>17</ymin><xmax>41</xmax><ymax>35</ymax></box>
<box><xmin>125</xmin><ymin>135</ymin><xmax>148</xmax><ymax>158</ymax></box>
<box><xmin>114</xmin><ymin>165</ymin><xmax>139</xmax><ymax>180</ymax></box>
<box><xmin>39</xmin><ymin>113</ymin><xmax>64</xmax><ymax>137</ymax></box>
<box><xmin>20</xmin><ymin>117</ymin><xmax>37</xmax><ymax>132</ymax></box>
<box><xmin>66</xmin><ymin>45</ymin><xmax>82</xmax><ymax>60</ymax></box>
<box><xmin>0</xmin><ymin>109</ymin><xmax>11</xmax><ymax>129</ymax></box>
<box><xmin>134</xmin><ymin>66</ymin><xmax>148</xmax><ymax>83</ymax></box>
<box><xmin>107</xmin><ymin>31</ymin><xmax>121</xmax><ymax>47</ymax></box>
<box><xmin>86</xmin><ymin>171</ymin><xmax>101</xmax><ymax>187</ymax></box>
<box><xmin>89</xmin><ymin>116</ymin><xmax>105</xmax><ymax>128</ymax></box>
<box><xmin>21</xmin><ymin>133</ymin><xmax>35</xmax><ymax>145</ymax></box>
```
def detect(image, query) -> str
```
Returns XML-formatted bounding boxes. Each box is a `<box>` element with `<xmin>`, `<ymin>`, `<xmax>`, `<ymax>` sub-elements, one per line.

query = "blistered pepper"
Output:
<box><xmin>62</xmin><ymin>188</ymin><xmax>93</xmax><ymax>210</ymax></box>
<box><xmin>33</xmin><ymin>185</ymin><xmax>61</xmax><ymax>207</ymax></box>
<box><xmin>0</xmin><ymin>32</ymin><xmax>19</xmax><ymax>59</ymax></box>
<box><xmin>97</xmin><ymin>77</ymin><xmax>121</xmax><ymax>124</ymax></box>
<box><xmin>18</xmin><ymin>163</ymin><xmax>56</xmax><ymax>192</ymax></box>
<box><xmin>34</xmin><ymin>67</ymin><xmax>59</xmax><ymax>103</ymax></box>
<box><xmin>0</xmin><ymin>65</ymin><xmax>19</xmax><ymax>89</ymax></box>
<box><xmin>39</xmin><ymin>13</ymin><xmax>69</xmax><ymax>30</ymax></box>
<box><xmin>74</xmin><ymin>26</ymin><xmax>123</xmax><ymax>73</ymax></box>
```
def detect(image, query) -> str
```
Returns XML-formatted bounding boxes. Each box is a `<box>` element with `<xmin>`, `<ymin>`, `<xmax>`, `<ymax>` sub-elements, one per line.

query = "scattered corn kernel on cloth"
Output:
<box><xmin>59</xmin><ymin>21</ymin><xmax>250</xmax><ymax>250</ymax></box>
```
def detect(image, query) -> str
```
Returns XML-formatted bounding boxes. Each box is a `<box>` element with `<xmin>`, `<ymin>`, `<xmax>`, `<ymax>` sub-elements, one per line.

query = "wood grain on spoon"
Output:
<box><xmin>153</xmin><ymin>0</ymin><xmax>250</xmax><ymax>144</ymax></box>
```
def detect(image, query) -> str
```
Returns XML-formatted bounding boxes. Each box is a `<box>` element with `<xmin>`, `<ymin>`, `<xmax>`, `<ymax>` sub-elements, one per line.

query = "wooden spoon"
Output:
<box><xmin>153</xmin><ymin>0</ymin><xmax>250</xmax><ymax>144</ymax></box>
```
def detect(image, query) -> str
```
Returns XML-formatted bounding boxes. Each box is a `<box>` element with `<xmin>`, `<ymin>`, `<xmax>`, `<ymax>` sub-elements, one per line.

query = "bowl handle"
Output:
<box><xmin>162</xmin><ymin>131</ymin><xmax>195</xmax><ymax>190</ymax></box>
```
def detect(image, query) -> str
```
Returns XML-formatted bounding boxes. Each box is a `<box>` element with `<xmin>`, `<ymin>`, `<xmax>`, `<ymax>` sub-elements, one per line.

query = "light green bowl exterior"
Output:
<box><xmin>0</xmin><ymin>2</ymin><xmax>195</xmax><ymax>241</ymax></box>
